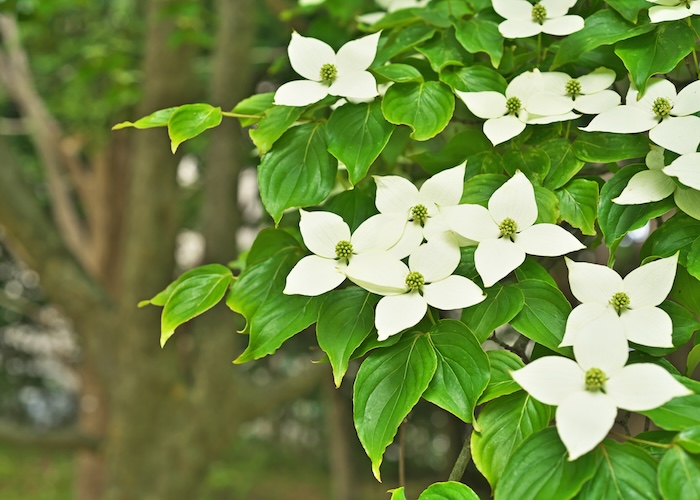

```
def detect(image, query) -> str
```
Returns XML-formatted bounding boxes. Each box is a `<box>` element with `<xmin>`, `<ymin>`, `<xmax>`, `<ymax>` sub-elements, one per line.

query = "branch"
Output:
<box><xmin>0</xmin><ymin>420</ymin><xmax>101</xmax><ymax>451</ymax></box>
<box><xmin>0</xmin><ymin>14</ymin><xmax>95</xmax><ymax>273</ymax></box>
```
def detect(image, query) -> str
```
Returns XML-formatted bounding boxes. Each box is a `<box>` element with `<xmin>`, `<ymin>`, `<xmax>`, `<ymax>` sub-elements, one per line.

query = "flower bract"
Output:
<box><xmin>648</xmin><ymin>0</ymin><xmax>700</xmax><ymax>23</ymax></box>
<box><xmin>492</xmin><ymin>0</ymin><xmax>584</xmax><ymax>39</ymax></box>
<box><xmin>512</xmin><ymin>325</ymin><xmax>692</xmax><ymax>461</ymax></box>
<box><xmin>535</xmin><ymin>67</ymin><xmax>621</xmax><ymax>115</ymax></box>
<box><xmin>273</xmin><ymin>32</ymin><xmax>381</xmax><ymax>107</ymax></box>
<box><xmin>560</xmin><ymin>254</ymin><xmax>679</xmax><ymax>348</ymax></box>
<box><xmin>441</xmin><ymin>172</ymin><xmax>585</xmax><ymax>287</ymax></box>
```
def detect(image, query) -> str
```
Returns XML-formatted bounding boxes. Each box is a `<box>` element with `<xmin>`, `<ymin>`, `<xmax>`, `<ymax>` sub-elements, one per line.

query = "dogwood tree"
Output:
<box><xmin>121</xmin><ymin>0</ymin><xmax>700</xmax><ymax>497</ymax></box>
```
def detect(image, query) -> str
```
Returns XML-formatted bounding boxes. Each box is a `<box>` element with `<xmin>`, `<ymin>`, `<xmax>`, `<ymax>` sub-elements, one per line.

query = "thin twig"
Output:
<box><xmin>448</xmin><ymin>424</ymin><xmax>473</xmax><ymax>482</ymax></box>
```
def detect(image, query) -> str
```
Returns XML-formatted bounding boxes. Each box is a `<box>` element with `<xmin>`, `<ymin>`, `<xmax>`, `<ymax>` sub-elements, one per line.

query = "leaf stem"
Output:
<box><xmin>427</xmin><ymin>308</ymin><xmax>437</xmax><ymax>325</ymax></box>
<box><xmin>220</xmin><ymin>111</ymin><xmax>263</xmax><ymax>119</ymax></box>
<box><xmin>448</xmin><ymin>424</ymin><xmax>473</xmax><ymax>481</ymax></box>
<box><xmin>537</xmin><ymin>33</ymin><xmax>542</xmax><ymax>66</ymax></box>
<box><xmin>687</xmin><ymin>19</ymin><xmax>700</xmax><ymax>79</ymax></box>
<box><xmin>610</xmin><ymin>432</ymin><xmax>673</xmax><ymax>449</ymax></box>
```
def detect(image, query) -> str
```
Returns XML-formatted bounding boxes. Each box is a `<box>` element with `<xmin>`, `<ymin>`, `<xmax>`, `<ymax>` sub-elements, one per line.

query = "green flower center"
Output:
<box><xmin>405</xmin><ymin>271</ymin><xmax>425</xmax><ymax>291</ymax></box>
<box><xmin>585</xmin><ymin>367</ymin><xmax>607</xmax><ymax>392</ymax></box>
<box><xmin>499</xmin><ymin>218</ymin><xmax>518</xmax><ymax>239</ymax></box>
<box><xmin>610</xmin><ymin>291</ymin><xmax>630</xmax><ymax>315</ymax></box>
<box><xmin>320</xmin><ymin>63</ymin><xmax>338</xmax><ymax>84</ymax></box>
<box><xmin>411</xmin><ymin>204</ymin><xmax>429</xmax><ymax>225</ymax></box>
<box><xmin>335</xmin><ymin>240</ymin><xmax>353</xmax><ymax>260</ymax></box>
<box><xmin>565</xmin><ymin>79</ymin><xmax>582</xmax><ymax>96</ymax></box>
<box><xmin>505</xmin><ymin>96</ymin><xmax>522</xmax><ymax>115</ymax></box>
<box><xmin>652</xmin><ymin>97</ymin><xmax>672</xmax><ymax>117</ymax></box>
<box><xmin>532</xmin><ymin>3</ymin><xmax>547</xmax><ymax>24</ymax></box>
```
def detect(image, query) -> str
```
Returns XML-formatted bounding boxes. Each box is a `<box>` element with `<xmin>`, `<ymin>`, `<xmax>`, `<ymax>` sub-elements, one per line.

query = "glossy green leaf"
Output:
<box><xmin>598</xmin><ymin>164</ymin><xmax>674</xmax><ymax>251</ymax></box>
<box><xmin>677</xmin><ymin>426</ymin><xmax>700</xmax><ymax>454</ymax></box>
<box><xmin>577</xmin><ymin>440</ymin><xmax>659</xmax><ymax>500</ymax></box>
<box><xmin>510</xmin><ymin>280</ymin><xmax>572</xmax><ymax>355</ymax></box>
<box><xmin>423</xmin><ymin>320</ymin><xmax>490</xmax><ymax>423</ymax></box>
<box><xmin>541</xmin><ymin>139</ymin><xmax>584</xmax><ymax>190</ymax></box>
<box><xmin>161</xmin><ymin>267</ymin><xmax>233</xmax><ymax>346</ymax></box>
<box><xmin>258</xmin><ymin>122</ymin><xmax>337</xmax><ymax>225</ymax></box>
<box><xmin>323</xmin><ymin>187</ymin><xmax>378</xmax><ymax>232</ymax></box>
<box><xmin>495</xmin><ymin>428</ymin><xmax>598</xmax><ymax>500</ymax></box>
<box><xmin>552</xmin><ymin>10</ymin><xmax>654</xmax><ymax>69</ymax></box>
<box><xmin>416</xmin><ymin>29</ymin><xmax>469</xmax><ymax>73</ymax></box>
<box><xmin>670</xmin><ymin>266</ymin><xmax>700</xmax><ymax>313</ymax></box>
<box><xmin>440</xmin><ymin>65</ymin><xmax>507</xmax><ymax>93</ymax></box>
<box><xmin>503</xmin><ymin>148</ymin><xmax>550</xmax><ymax>185</ymax></box>
<box><xmin>317</xmin><ymin>287</ymin><xmax>379</xmax><ymax>388</ymax></box>
<box><xmin>687</xmin><ymin>344</ymin><xmax>700</xmax><ymax>377</ymax></box>
<box><xmin>418</xmin><ymin>481</ymin><xmax>479</xmax><ymax>499</ymax></box>
<box><xmin>411</xmin><ymin>128</ymin><xmax>491</xmax><ymax>174</ymax></box>
<box><xmin>556</xmin><ymin>179</ymin><xmax>599</xmax><ymax>236</ymax></box>
<box><xmin>688</xmin><ymin>236</ymin><xmax>700</xmax><ymax>280</ymax></box>
<box><xmin>471</xmin><ymin>392</ymin><xmax>553</xmax><ymax>489</ymax></box>
<box><xmin>112</xmin><ymin>106</ymin><xmax>177</xmax><ymax>130</ymax></box>
<box><xmin>389</xmin><ymin>487</ymin><xmax>408</xmax><ymax>500</ymax></box>
<box><xmin>615</xmin><ymin>22</ymin><xmax>695</xmax><ymax>94</ymax></box>
<box><xmin>417</xmin><ymin>0</ymin><xmax>473</xmax><ymax>27</ymax></box>
<box><xmin>573</xmin><ymin>132</ymin><xmax>649</xmax><ymax>163</ymax></box>
<box><xmin>478</xmin><ymin>350</ymin><xmax>525</xmax><ymax>405</ymax></box>
<box><xmin>139</xmin><ymin>263</ymin><xmax>233</xmax><ymax>308</ymax></box>
<box><xmin>461</xmin><ymin>173</ymin><xmax>507</xmax><ymax>205</ymax></box>
<box><xmin>381</xmin><ymin>81</ymin><xmax>455</xmax><ymax>141</ymax></box>
<box><xmin>604</xmin><ymin>0</ymin><xmax>650</xmax><ymax>23</ymax></box>
<box><xmin>373</xmin><ymin>63</ymin><xmax>424</xmax><ymax>83</ymax></box>
<box><xmin>641</xmin><ymin>212</ymin><xmax>700</xmax><ymax>266</ymax></box>
<box><xmin>658</xmin><ymin>446</ymin><xmax>700</xmax><ymax>499</ymax></box>
<box><xmin>640</xmin><ymin>394</ymin><xmax>700</xmax><ymax>431</ymax></box>
<box><xmin>354</xmin><ymin>334</ymin><xmax>437</xmax><ymax>481</ymax></box>
<box><xmin>327</xmin><ymin>101</ymin><xmax>395</xmax><ymax>185</ymax></box>
<box><xmin>534</xmin><ymin>186</ymin><xmax>560</xmax><ymax>224</ymax></box>
<box><xmin>514</xmin><ymin>258</ymin><xmax>557</xmax><ymax>287</ymax></box>
<box><xmin>461</xmin><ymin>283</ymin><xmax>525</xmax><ymax>342</ymax></box>
<box><xmin>465</xmin><ymin>151</ymin><xmax>505</xmax><ymax>177</ymax></box>
<box><xmin>167</xmin><ymin>103</ymin><xmax>223</xmax><ymax>153</ymax></box>
<box><xmin>231</xmin><ymin>92</ymin><xmax>274</xmax><ymax>126</ymax></box>
<box><xmin>249</xmin><ymin>105</ymin><xmax>304</xmax><ymax>155</ymax></box>
<box><xmin>375</xmin><ymin>24</ymin><xmax>436</xmax><ymax>65</ymax></box>
<box><xmin>245</xmin><ymin>228</ymin><xmax>301</xmax><ymax>268</ymax></box>
<box><xmin>454</xmin><ymin>18</ymin><xmax>503</xmax><ymax>67</ymax></box>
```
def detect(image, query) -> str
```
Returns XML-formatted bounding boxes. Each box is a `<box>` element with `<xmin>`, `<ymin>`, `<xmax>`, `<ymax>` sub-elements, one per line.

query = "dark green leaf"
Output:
<box><xmin>478</xmin><ymin>350</ymin><xmax>525</xmax><ymax>405</ymax></box>
<box><xmin>411</xmin><ymin>128</ymin><xmax>491</xmax><ymax>174</ymax></box>
<box><xmin>381</xmin><ymin>81</ymin><xmax>455</xmax><ymax>141</ymax></box>
<box><xmin>323</xmin><ymin>187</ymin><xmax>378</xmax><ymax>233</ymax></box>
<box><xmin>454</xmin><ymin>18</ymin><xmax>503</xmax><ymax>67</ymax></box>
<box><xmin>441</xmin><ymin>65</ymin><xmax>507</xmax><ymax>93</ymax></box>
<box><xmin>417</xmin><ymin>0</ymin><xmax>473</xmax><ymax>27</ymax></box>
<box><xmin>604</xmin><ymin>0</ymin><xmax>651</xmax><ymax>23</ymax></box>
<box><xmin>246</xmin><ymin>228</ymin><xmax>301</xmax><ymax>267</ymax></box>
<box><xmin>514</xmin><ymin>258</ymin><xmax>557</xmax><ymax>287</ymax></box>
<box><xmin>573</xmin><ymin>132</ymin><xmax>649</xmax><ymax>163</ymax></box>
<box><xmin>502</xmin><ymin>148</ymin><xmax>550</xmax><ymax>185</ymax></box>
<box><xmin>461</xmin><ymin>173</ymin><xmax>507</xmax><ymax>205</ymax></box>
<box><xmin>541</xmin><ymin>138</ymin><xmax>584</xmax><ymax>190</ymax></box>
<box><xmin>416</xmin><ymin>29</ymin><xmax>469</xmax><ymax>73</ymax></box>
<box><xmin>249</xmin><ymin>105</ymin><xmax>304</xmax><ymax>155</ymax></box>
<box><xmin>632</xmin><ymin>301</ymin><xmax>700</xmax><ymax>356</ymax></box>
<box><xmin>688</xmin><ymin>236</ymin><xmax>700</xmax><ymax>280</ymax></box>
<box><xmin>375</xmin><ymin>24</ymin><xmax>436</xmax><ymax>65</ymax></box>
<box><xmin>556</xmin><ymin>179</ymin><xmax>599</xmax><ymax>236</ymax></box>
<box><xmin>670</xmin><ymin>266</ymin><xmax>700</xmax><ymax>314</ymax></box>
<box><xmin>641</xmin><ymin>212</ymin><xmax>700</xmax><ymax>266</ymax></box>
<box><xmin>462</xmin><ymin>283</ymin><xmax>525</xmax><ymax>342</ymax></box>
<box><xmin>167</xmin><ymin>103</ymin><xmax>223</xmax><ymax>153</ymax></box>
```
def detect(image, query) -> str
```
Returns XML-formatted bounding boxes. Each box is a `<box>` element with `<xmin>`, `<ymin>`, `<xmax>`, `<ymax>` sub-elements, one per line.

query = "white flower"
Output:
<box><xmin>373</xmin><ymin>163</ymin><xmax>468</xmax><ymax>258</ymax></box>
<box><xmin>613</xmin><ymin>146</ymin><xmax>700</xmax><ymax>220</ymax></box>
<box><xmin>534</xmin><ymin>67</ymin><xmax>621</xmax><ymax>115</ymax></box>
<box><xmin>560</xmin><ymin>254</ymin><xmax>679</xmax><ymax>348</ymax></box>
<box><xmin>273</xmin><ymin>32</ymin><xmax>381</xmax><ymax>107</ymax></box>
<box><xmin>441</xmin><ymin>172</ymin><xmax>585</xmax><ymax>287</ymax></box>
<box><xmin>647</xmin><ymin>0</ymin><xmax>700</xmax><ymax>23</ymax></box>
<box><xmin>357</xmin><ymin>0</ymin><xmax>430</xmax><ymax>24</ymax></box>
<box><xmin>456</xmin><ymin>70</ymin><xmax>579</xmax><ymax>146</ymax></box>
<box><xmin>283</xmin><ymin>210</ymin><xmax>403</xmax><ymax>296</ymax></box>
<box><xmin>512</xmin><ymin>325</ymin><xmax>692</xmax><ymax>461</ymax></box>
<box><xmin>492</xmin><ymin>0</ymin><xmax>584</xmax><ymax>39</ymax></box>
<box><xmin>581</xmin><ymin>78</ymin><xmax>700</xmax><ymax>155</ymax></box>
<box><xmin>345</xmin><ymin>235</ymin><xmax>485</xmax><ymax>340</ymax></box>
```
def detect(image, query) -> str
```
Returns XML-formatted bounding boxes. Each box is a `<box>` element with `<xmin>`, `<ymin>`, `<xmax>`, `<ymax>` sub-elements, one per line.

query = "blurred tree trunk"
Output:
<box><xmin>0</xmin><ymin>0</ymin><xmax>323</xmax><ymax>498</ymax></box>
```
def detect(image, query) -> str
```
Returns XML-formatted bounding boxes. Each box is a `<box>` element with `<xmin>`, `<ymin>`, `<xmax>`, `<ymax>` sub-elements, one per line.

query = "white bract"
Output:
<box><xmin>273</xmin><ymin>32</ymin><xmax>381</xmax><ymax>107</ymax></box>
<box><xmin>614</xmin><ymin>146</ymin><xmax>700</xmax><ymax>220</ymax></box>
<box><xmin>492</xmin><ymin>0</ymin><xmax>584</xmax><ymax>38</ymax></box>
<box><xmin>373</xmin><ymin>163</ymin><xmax>467</xmax><ymax>258</ymax></box>
<box><xmin>456</xmin><ymin>70</ymin><xmax>578</xmax><ymax>146</ymax></box>
<box><xmin>345</xmin><ymin>235</ymin><xmax>485</xmax><ymax>340</ymax></box>
<box><xmin>357</xmin><ymin>0</ymin><xmax>430</xmax><ymax>25</ymax></box>
<box><xmin>512</xmin><ymin>325</ymin><xmax>692</xmax><ymax>461</ymax></box>
<box><xmin>647</xmin><ymin>0</ymin><xmax>700</xmax><ymax>23</ymax></box>
<box><xmin>283</xmin><ymin>210</ymin><xmax>402</xmax><ymax>296</ymax></box>
<box><xmin>441</xmin><ymin>172</ymin><xmax>585</xmax><ymax>287</ymax></box>
<box><xmin>560</xmin><ymin>254</ymin><xmax>679</xmax><ymax>348</ymax></box>
<box><xmin>582</xmin><ymin>78</ymin><xmax>700</xmax><ymax>155</ymax></box>
<box><xmin>535</xmin><ymin>67</ymin><xmax>621</xmax><ymax>115</ymax></box>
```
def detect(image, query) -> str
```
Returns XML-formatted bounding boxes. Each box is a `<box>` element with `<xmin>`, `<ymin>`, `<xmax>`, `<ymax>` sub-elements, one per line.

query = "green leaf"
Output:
<box><xmin>534</xmin><ymin>186</ymin><xmax>560</xmax><ymax>224</ymax></box>
<box><xmin>160</xmin><ymin>268</ymin><xmax>233</xmax><ymax>347</ymax></box>
<box><xmin>510</xmin><ymin>280</ymin><xmax>572</xmax><ymax>355</ymax></box>
<box><xmin>658</xmin><ymin>446</ymin><xmax>700</xmax><ymax>499</ymax></box>
<box><xmin>375</xmin><ymin>24</ymin><xmax>436</xmax><ymax>65</ymax></box>
<box><xmin>640</xmin><ymin>394</ymin><xmax>700</xmax><ymax>431</ymax></box>
<box><xmin>641</xmin><ymin>212</ymin><xmax>700</xmax><ymax>266</ymax></box>
<box><xmin>471</xmin><ymin>392</ymin><xmax>553</xmax><ymax>489</ymax></box>
<box><xmin>604</xmin><ymin>0</ymin><xmax>651</xmax><ymax>23</ymax></box>
<box><xmin>573</xmin><ymin>132</ymin><xmax>649</xmax><ymax>163</ymax></box>
<box><xmin>354</xmin><ymin>334</ymin><xmax>437</xmax><ymax>481</ymax></box>
<box><xmin>615</xmin><ymin>22</ymin><xmax>696</xmax><ymax>94</ymax></box>
<box><xmin>461</xmin><ymin>173</ymin><xmax>507</xmax><ymax>205</ymax></box>
<box><xmin>552</xmin><ymin>10</ymin><xmax>654</xmax><ymax>69</ymax></box>
<box><xmin>515</xmin><ymin>258</ymin><xmax>557</xmax><ymax>287</ymax></box>
<box><xmin>689</xmin><ymin>236</ymin><xmax>700</xmax><ymax>280</ymax></box>
<box><xmin>317</xmin><ymin>287</ymin><xmax>379</xmax><ymax>387</ymax></box>
<box><xmin>598</xmin><ymin>164</ymin><xmax>674</xmax><ymax>251</ymax></box>
<box><xmin>687</xmin><ymin>344</ymin><xmax>700</xmax><ymax>377</ymax></box>
<box><xmin>323</xmin><ymin>187</ymin><xmax>378</xmax><ymax>232</ymax></box>
<box><xmin>411</xmin><ymin>128</ymin><xmax>491</xmax><ymax>174</ymax></box>
<box><xmin>495</xmin><ymin>428</ymin><xmax>598</xmax><ymax>500</ymax></box>
<box><xmin>381</xmin><ymin>81</ymin><xmax>455</xmax><ymax>141</ymax></box>
<box><xmin>231</xmin><ymin>92</ymin><xmax>274</xmax><ymax>127</ymax></box>
<box><xmin>670</xmin><ymin>266</ymin><xmax>700</xmax><ymax>314</ymax></box>
<box><xmin>327</xmin><ymin>101</ymin><xmax>395</xmax><ymax>185</ymax></box>
<box><xmin>633</xmin><ymin>301</ymin><xmax>700</xmax><ymax>356</ymax></box>
<box><xmin>416</xmin><ymin>29</ymin><xmax>469</xmax><ymax>73</ymax></box>
<box><xmin>139</xmin><ymin>263</ymin><xmax>232</xmax><ymax>308</ymax></box>
<box><xmin>556</xmin><ymin>179</ymin><xmax>599</xmax><ymax>236</ymax></box>
<box><xmin>249</xmin><ymin>105</ymin><xmax>304</xmax><ymax>155</ymax></box>
<box><xmin>423</xmin><ymin>320</ymin><xmax>490</xmax><ymax>423</ymax></box>
<box><xmin>478</xmin><ymin>350</ymin><xmax>525</xmax><ymax>405</ymax></box>
<box><xmin>577</xmin><ymin>440</ymin><xmax>660</xmax><ymax>500</ymax></box>
<box><xmin>373</xmin><ymin>63</ymin><xmax>424</xmax><ymax>83</ymax></box>
<box><xmin>440</xmin><ymin>65</ymin><xmax>508</xmax><ymax>93</ymax></box>
<box><xmin>258</xmin><ymin>122</ymin><xmax>337</xmax><ymax>225</ymax></box>
<box><xmin>465</xmin><ymin>151</ymin><xmax>505</xmax><ymax>177</ymax></box>
<box><xmin>112</xmin><ymin>106</ymin><xmax>177</xmax><ymax>130</ymax></box>
<box><xmin>541</xmin><ymin>139</ymin><xmax>584</xmax><ymax>190</ymax></box>
<box><xmin>502</xmin><ymin>148</ymin><xmax>550</xmax><ymax>185</ymax></box>
<box><xmin>454</xmin><ymin>18</ymin><xmax>503</xmax><ymax>67</ymax></box>
<box><xmin>389</xmin><ymin>487</ymin><xmax>408</xmax><ymax>500</ymax></box>
<box><xmin>418</xmin><ymin>481</ymin><xmax>479</xmax><ymax>499</ymax></box>
<box><xmin>245</xmin><ymin>228</ymin><xmax>301</xmax><ymax>267</ymax></box>
<box><xmin>462</xmin><ymin>283</ymin><xmax>525</xmax><ymax>342</ymax></box>
<box><xmin>677</xmin><ymin>426</ymin><xmax>700</xmax><ymax>454</ymax></box>
<box><xmin>417</xmin><ymin>0</ymin><xmax>473</xmax><ymax>27</ymax></box>
<box><xmin>167</xmin><ymin>103</ymin><xmax>223</xmax><ymax>153</ymax></box>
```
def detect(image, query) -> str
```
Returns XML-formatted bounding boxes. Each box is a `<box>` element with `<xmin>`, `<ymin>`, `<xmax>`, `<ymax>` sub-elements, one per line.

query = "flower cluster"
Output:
<box><xmin>493</xmin><ymin>0</ymin><xmax>584</xmax><ymax>39</ymax></box>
